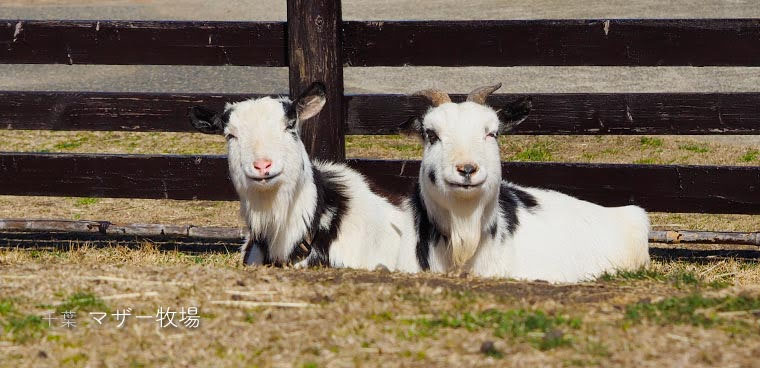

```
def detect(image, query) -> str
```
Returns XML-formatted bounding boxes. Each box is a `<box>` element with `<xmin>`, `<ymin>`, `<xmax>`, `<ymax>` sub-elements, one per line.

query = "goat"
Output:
<box><xmin>401</xmin><ymin>83</ymin><xmax>650</xmax><ymax>282</ymax></box>
<box><xmin>189</xmin><ymin>83</ymin><xmax>419</xmax><ymax>272</ymax></box>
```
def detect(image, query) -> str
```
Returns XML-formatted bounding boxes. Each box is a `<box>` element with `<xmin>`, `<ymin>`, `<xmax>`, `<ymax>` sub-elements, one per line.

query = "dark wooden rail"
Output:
<box><xmin>0</xmin><ymin>20</ymin><xmax>287</xmax><ymax>66</ymax></box>
<box><xmin>348</xmin><ymin>93</ymin><xmax>760</xmax><ymax>135</ymax></box>
<box><xmin>2</xmin><ymin>91</ymin><xmax>760</xmax><ymax>135</ymax></box>
<box><xmin>3</xmin><ymin>19</ymin><xmax>760</xmax><ymax>66</ymax></box>
<box><xmin>343</xmin><ymin>19</ymin><xmax>760</xmax><ymax>67</ymax></box>
<box><xmin>0</xmin><ymin>153</ymin><xmax>757</xmax><ymax>214</ymax></box>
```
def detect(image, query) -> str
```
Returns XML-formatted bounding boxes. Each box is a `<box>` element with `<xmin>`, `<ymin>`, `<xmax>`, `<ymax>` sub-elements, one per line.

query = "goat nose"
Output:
<box><xmin>253</xmin><ymin>159</ymin><xmax>273</xmax><ymax>174</ymax></box>
<box><xmin>456</xmin><ymin>163</ymin><xmax>478</xmax><ymax>177</ymax></box>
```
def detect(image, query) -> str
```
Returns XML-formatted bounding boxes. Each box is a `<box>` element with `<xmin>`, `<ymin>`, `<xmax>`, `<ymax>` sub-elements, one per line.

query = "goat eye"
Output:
<box><xmin>225</xmin><ymin>133</ymin><xmax>236</xmax><ymax>140</ymax></box>
<box><xmin>486</xmin><ymin>132</ymin><xmax>498</xmax><ymax>139</ymax></box>
<box><xmin>425</xmin><ymin>130</ymin><xmax>439</xmax><ymax>144</ymax></box>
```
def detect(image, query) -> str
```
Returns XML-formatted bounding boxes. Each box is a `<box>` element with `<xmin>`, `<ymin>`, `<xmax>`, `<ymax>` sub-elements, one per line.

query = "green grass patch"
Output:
<box><xmin>388</xmin><ymin>143</ymin><xmax>421</xmax><ymax>153</ymax></box>
<box><xmin>61</xmin><ymin>352</ymin><xmax>89</xmax><ymax>367</ymax></box>
<box><xmin>244</xmin><ymin>312</ymin><xmax>256</xmax><ymax>323</ymax></box>
<box><xmin>600</xmin><ymin>148</ymin><xmax>621</xmax><ymax>155</ymax></box>
<box><xmin>599</xmin><ymin>268</ymin><xmax>666</xmax><ymax>282</ymax></box>
<box><xmin>47</xmin><ymin>292</ymin><xmax>109</xmax><ymax>314</ymax></box>
<box><xmin>639</xmin><ymin>137</ymin><xmax>663</xmax><ymax>148</ymax></box>
<box><xmin>599</xmin><ymin>268</ymin><xmax>706</xmax><ymax>288</ymax></box>
<box><xmin>511</xmin><ymin>142</ymin><xmax>553</xmax><ymax>162</ymax></box>
<box><xmin>0</xmin><ymin>299</ymin><xmax>15</xmax><ymax>316</ymax></box>
<box><xmin>707</xmin><ymin>279</ymin><xmax>733</xmax><ymax>290</ymax></box>
<box><xmin>403</xmin><ymin>309</ymin><xmax>581</xmax><ymax>350</ymax></box>
<box><xmin>0</xmin><ymin>299</ymin><xmax>49</xmax><ymax>343</ymax></box>
<box><xmin>369</xmin><ymin>311</ymin><xmax>393</xmax><ymax>322</ymax></box>
<box><xmin>679</xmin><ymin>143</ymin><xmax>710</xmax><ymax>153</ymax></box>
<box><xmin>53</xmin><ymin>137</ymin><xmax>88</xmax><ymax>151</ymax></box>
<box><xmin>74</xmin><ymin>197</ymin><xmax>99</xmax><ymax>206</ymax></box>
<box><xmin>740</xmin><ymin>149</ymin><xmax>759</xmax><ymax>162</ymax></box>
<box><xmin>4</xmin><ymin>315</ymin><xmax>47</xmax><ymax>343</ymax></box>
<box><xmin>624</xmin><ymin>294</ymin><xmax>760</xmax><ymax>331</ymax></box>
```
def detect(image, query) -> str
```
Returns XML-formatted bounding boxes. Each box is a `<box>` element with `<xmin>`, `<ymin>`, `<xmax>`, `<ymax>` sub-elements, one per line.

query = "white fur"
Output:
<box><xmin>416</xmin><ymin>100</ymin><xmax>650</xmax><ymax>282</ymax></box>
<box><xmin>223</xmin><ymin>96</ymin><xmax>418</xmax><ymax>272</ymax></box>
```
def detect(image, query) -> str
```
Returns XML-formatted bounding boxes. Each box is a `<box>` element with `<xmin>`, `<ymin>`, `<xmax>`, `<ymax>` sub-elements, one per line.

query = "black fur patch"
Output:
<box><xmin>287</xmin><ymin>241</ymin><xmax>310</xmax><ymax>264</ymax></box>
<box><xmin>366</xmin><ymin>179</ymin><xmax>404</xmax><ymax>207</ymax></box>
<box><xmin>408</xmin><ymin>184</ymin><xmax>446</xmax><ymax>271</ymax></box>
<box><xmin>220</xmin><ymin>108</ymin><xmax>232</xmax><ymax>126</ymax></box>
<box><xmin>488</xmin><ymin>220</ymin><xmax>498</xmax><ymax>239</ymax></box>
<box><xmin>303</xmin><ymin>168</ymin><xmax>349</xmax><ymax>267</ymax></box>
<box><xmin>513</xmin><ymin>187</ymin><xmax>538</xmax><ymax>209</ymax></box>
<box><xmin>288</xmin><ymin>129</ymin><xmax>299</xmax><ymax>140</ymax></box>
<box><xmin>189</xmin><ymin>105</ymin><xmax>231</xmax><ymax>134</ymax></box>
<box><xmin>498</xmin><ymin>182</ymin><xmax>539</xmax><ymax>236</ymax></box>
<box><xmin>281</xmin><ymin>100</ymin><xmax>300</xmax><ymax>139</ymax></box>
<box><xmin>242</xmin><ymin>236</ymin><xmax>270</xmax><ymax>265</ymax></box>
<box><xmin>282</xmin><ymin>99</ymin><xmax>296</xmax><ymax>121</ymax></box>
<box><xmin>428</xmin><ymin>169</ymin><xmax>437</xmax><ymax>185</ymax></box>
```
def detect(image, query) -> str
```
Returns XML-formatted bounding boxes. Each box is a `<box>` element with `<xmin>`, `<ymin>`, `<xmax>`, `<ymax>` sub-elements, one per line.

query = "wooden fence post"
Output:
<box><xmin>287</xmin><ymin>0</ymin><xmax>345</xmax><ymax>162</ymax></box>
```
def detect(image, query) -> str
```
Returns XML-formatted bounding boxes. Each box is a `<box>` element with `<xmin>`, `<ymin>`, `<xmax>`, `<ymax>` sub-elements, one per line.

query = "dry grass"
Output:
<box><xmin>2</xmin><ymin>245</ymin><xmax>760</xmax><ymax>367</ymax></box>
<box><xmin>0</xmin><ymin>130</ymin><xmax>226</xmax><ymax>155</ymax></box>
<box><xmin>0</xmin><ymin>195</ymin><xmax>239</xmax><ymax>226</ymax></box>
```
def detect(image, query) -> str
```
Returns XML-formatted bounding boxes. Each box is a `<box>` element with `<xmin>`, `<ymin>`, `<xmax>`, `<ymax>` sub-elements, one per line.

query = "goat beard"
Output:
<box><xmin>448</xmin><ymin>212</ymin><xmax>482</xmax><ymax>270</ymax></box>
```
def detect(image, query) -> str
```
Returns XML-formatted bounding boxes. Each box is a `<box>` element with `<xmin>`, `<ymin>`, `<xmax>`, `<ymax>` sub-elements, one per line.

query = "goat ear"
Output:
<box><xmin>398</xmin><ymin>116</ymin><xmax>423</xmax><ymax>138</ymax></box>
<box><xmin>189</xmin><ymin>106</ymin><xmax>227</xmax><ymax>134</ymax></box>
<box><xmin>497</xmin><ymin>96</ymin><xmax>532</xmax><ymax>133</ymax></box>
<box><xmin>291</xmin><ymin>82</ymin><xmax>327</xmax><ymax>121</ymax></box>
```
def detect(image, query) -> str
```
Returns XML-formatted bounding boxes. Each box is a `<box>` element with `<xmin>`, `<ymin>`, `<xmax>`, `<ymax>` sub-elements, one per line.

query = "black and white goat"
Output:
<box><xmin>189</xmin><ymin>83</ymin><xmax>419</xmax><ymax>271</ymax></box>
<box><xmin>402</xmin><ymin>84</ymin><xmax>650</xmax><ymax>282</ymax></box>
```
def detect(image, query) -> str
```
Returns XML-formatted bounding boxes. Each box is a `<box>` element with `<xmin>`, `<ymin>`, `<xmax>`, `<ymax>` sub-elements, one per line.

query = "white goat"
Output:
<box><xmin>190</xmin><ymin>82</ymin><xmax>419</xmax><ymax>272</ymax></box>
<box><xmin>401</xmin><ymin>84</ymin><xmax>650</xmax><ymax>283</ymax></box>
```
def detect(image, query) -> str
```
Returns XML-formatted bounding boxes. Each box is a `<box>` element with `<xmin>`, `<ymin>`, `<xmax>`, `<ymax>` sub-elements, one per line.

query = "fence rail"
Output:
<box><xmin>343</xmin><ymin>19</ymin><xmax>760</xmax><ymax>67</ymax></box>
<box><xmin>2</xmin><ymin>91</ymin><xmax>760</xmax><ymax>135</ymax></box>
<box><xmin>0</xmin><ymin>20</ymin><xmax>287</xmax><ymax>66</ymax></box>
<box><xmin>0</xmin><ymin>152</ymin><xmax>757</xmax><ymax>214</ymax></box>
<box><xmin>3</xmin><ymin>19</ymin><xmax>760</xmax><ymax>66</ymax></box>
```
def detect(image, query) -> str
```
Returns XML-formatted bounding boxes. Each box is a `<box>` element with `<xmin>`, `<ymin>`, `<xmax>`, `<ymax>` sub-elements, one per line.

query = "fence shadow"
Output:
<box><xmin>650</xmin><ymin>247</ymin><xmax>760</xmax><ymax>263</ymax></box>
<box><xmin>0</xmin><ymin>232</ymin><xmax>239</xmax><ymax>254</ymax></box>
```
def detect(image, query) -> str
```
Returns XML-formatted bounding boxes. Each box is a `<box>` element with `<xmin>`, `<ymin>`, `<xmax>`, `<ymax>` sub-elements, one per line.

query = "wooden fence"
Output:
<box><xmin>0</xmin><ymin>1</ymin><xmax>758</xmax><ymax>245</ymax></box>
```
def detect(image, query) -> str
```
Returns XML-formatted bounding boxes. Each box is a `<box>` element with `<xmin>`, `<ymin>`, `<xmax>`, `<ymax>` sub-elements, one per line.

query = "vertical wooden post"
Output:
<box><xmin>287</xmin><ymin>0</ymin><xmax>345</xmax><ymax>162</ymax></box>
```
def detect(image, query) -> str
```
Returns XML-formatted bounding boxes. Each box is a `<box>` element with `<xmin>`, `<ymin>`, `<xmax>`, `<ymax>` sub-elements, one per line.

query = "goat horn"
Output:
<box><xmin>414</xmin><ymin>89</ymin><xmax>451</xmax><ymax>107</ymax></box>
<box><xmin>466</xmin><ymin>83</ymin><xmax>502</xmax><ymax>105</ymax></box>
